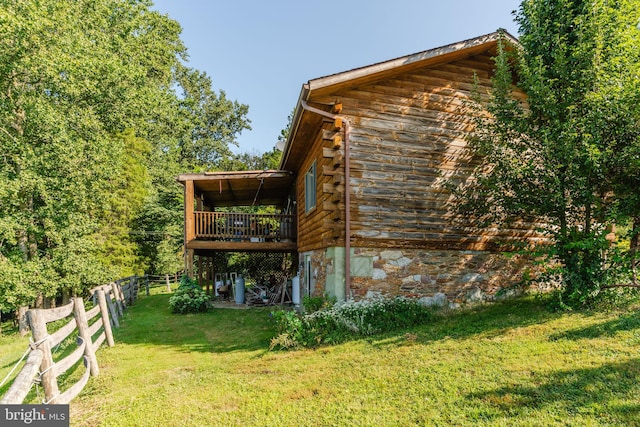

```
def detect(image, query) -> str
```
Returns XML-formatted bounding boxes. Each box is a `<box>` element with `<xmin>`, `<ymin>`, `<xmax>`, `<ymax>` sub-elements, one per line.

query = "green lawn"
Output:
<box><xmin>3</xmin><ymin>291</ymin><xmax>640</xmax><ymax>426</ymax></box>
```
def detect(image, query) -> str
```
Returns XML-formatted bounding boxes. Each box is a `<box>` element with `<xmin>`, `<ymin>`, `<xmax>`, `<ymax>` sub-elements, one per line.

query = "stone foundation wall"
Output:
<box><xmin>304</xmin><ymin>246</ymin><xmax>538</xmax><ymax>305</ymax></box>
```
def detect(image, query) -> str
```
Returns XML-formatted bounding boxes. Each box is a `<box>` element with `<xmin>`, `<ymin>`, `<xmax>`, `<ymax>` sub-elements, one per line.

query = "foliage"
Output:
<box><xmin>94</xmin><ymin>130</ymin><xmax>153</xmax><ymax>278</ymax></box>
<box><xmin>173</xmin><ymin>65</ymin><xmax>251</xmax><ymax>170</ymax></box>
<box><xmin>277</xmin><ymin>109</ymin><xmax>294</xmax><ymax>144</ymax></box>
<box><xmin>0</xmin><ymin>0</ymin><xmax>182</xmax><ymax>307</ymax></box>
<box><xmin>456</xmin><ymin>1</ymin><xmax>640</xmax><ymax>308</ymax></box>
<box><xmin>168</xmin><ymin>275</ymin><xmax>210</xmax><ymax>314</ymax></box>
<box><xmin>0</xmin><ymin>0</ymin><xmax>252</xmax><ymax>310</ymax></box>
<box><xmin>270</xmin><ymin>296</ymin><xmax>436</xmax><ymax>349</ymax></box>
<box><xmin>302</xmin><ymin>294</ymin><xmax>336</xmax><ymax>313</ymax></box>
<box><xmin>219</xmin><ymin>147</ymin><xmax>283</xmax><ymax>172</ymax></box>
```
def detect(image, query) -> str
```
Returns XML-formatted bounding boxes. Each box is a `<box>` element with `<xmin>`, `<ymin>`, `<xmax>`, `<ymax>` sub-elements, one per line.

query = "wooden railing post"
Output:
<box><xmin>96</xmin><ymin>289</ymin><xmax>115</xmax><ymax>347</ymax></box>
<box><xmin>27</xmin><ymin>309</ymin><xmax>59</xmax><ymax>403</ymax></box>
<box><xmin>72</xmin><ymin>297</ymin><xmax>99</xmax><ymax>377</ymax></box>
<box><xmin>185</xmin><ymin>180</ymin><xmax>195</xmax><ymax>242</ymax></box>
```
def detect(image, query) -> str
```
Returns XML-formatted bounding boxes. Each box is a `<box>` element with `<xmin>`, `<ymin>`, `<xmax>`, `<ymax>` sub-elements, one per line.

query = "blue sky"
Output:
<box><xmin>152</xmin><ymin>0</ymin><xmax>522</xmax><ymax>155</ymax></box>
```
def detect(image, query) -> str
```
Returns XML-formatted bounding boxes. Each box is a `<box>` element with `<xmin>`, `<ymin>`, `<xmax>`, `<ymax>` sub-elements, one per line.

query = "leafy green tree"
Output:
<box><xmin>0</xmin><ymin>0</ymin><xmax>252</xmax><ymax>313</ymax></box>
<box><xmin>219</xmin><ymin>148</ymin><xmax>283</xmax><ymax>171</ymax></box>
<box><xmin>174</xmin><ymin>65</ymin><xmax>251</xmax><ymax>170</ymax></box>
<box><xmin>458</xmin><ymin>0</ymin><xmax>640</xmax><ymax>307</ymax></box>
<box><xmin>278</xmin><ymin>109</ymin><xmax>295</xmax><ymax>144</ymax></box>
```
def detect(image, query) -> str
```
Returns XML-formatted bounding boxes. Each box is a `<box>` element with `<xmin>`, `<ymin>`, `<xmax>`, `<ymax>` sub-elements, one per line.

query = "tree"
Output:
<box><xmin>457</xmin><ymin>0</ymin><xmax>640</xmax><ymax>307</ymax></box>
<box><xmin>0</xmin><ymin>0</ymin><xmax>252</xmax><ymax>314</ymax></box>
<box><xmin>94</xmin><ymin>130</ymin><xmax>153</xmax><ymax>278</ymax></box>
<box><xmin>219</xmin><ymin>148</ymin><xmax>283</xmax><ymax>172</ymax></box>
<box><xmin>174</xmin><ymin>65</ymin><xmax>251</xmax><ymax>170</ymax></box>
<box><xmin>277</xmin><ymin>109</ymin><xmax>295</xmax><ymax>144</ymax></box>
<box><xmin>0</xmin><ymin>0</ymin><xmax>180</xmax><ymax>307</ymax></box>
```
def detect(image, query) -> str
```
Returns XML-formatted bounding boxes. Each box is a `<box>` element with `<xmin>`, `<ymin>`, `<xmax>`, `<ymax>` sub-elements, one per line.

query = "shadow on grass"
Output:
<box><xmin>466</xmin><ymin>358</ymin><xmax>640</xmax><ymax>424</ymax></box>
<box><xmin>111</xmin><ymin>292</ymin><xmax>637</xmax><ymax>355</ymax></box>
<box><xmin>368</xmin><ymin>296</ymin><xmax>563</xmax><ymax>349</ymax></box>
<box><xmin>112</xmin><ymin>293</ymin><xmax>276</xmax><ymax>354</ymax></box>
<box><xmin>125</xmin><ymin>294</ymin><xmax>563</xmax><ymax>354</ymax></box>
<box><xmin>549</xmin><ymin>312</ymin><xmax>640</xmax><ymax>341</ymax></box>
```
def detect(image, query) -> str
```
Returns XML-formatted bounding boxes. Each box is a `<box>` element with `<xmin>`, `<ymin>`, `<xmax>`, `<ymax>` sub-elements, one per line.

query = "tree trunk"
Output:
<box><xmin>630</xmin><ymin>217</ymin><xmax>640</xmax><ymax>286</ymax></box>
<box><xmin>62</xmin><ymin>288</ymin><xmax>70</xmax><ymax>305</ymax></box>
<box><xmin>35</xmin><ymin>293</ymin><xmax>44</xmax><ymax>309</ymax></box>
<box><xmin>18</xmin><ymin>306</ymin><xmax>29</xmax><ymax>336</ymax></box>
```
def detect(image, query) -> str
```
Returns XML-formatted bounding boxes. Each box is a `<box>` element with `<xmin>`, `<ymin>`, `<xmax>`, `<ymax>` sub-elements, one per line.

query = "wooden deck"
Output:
<box><xmin>186</xmin><ymin>212</ymin><xmax>297</xmax><ymax>253</ymax></box>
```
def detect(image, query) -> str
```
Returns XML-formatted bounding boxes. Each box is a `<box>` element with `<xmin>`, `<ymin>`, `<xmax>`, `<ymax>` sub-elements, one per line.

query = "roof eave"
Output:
<box><xmin>308</xmin><ymin>30</ymin><xmax>518</xmax><ymax>92</ymax></box>
<box><xmin>278</xmin><ymin>30</ymin><xmax>519</xmax><ymax>171</ymax></box>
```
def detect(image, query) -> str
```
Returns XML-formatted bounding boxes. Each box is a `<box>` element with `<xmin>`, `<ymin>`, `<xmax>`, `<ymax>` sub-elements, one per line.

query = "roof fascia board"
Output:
<box><xmin>278</xmin><ymin>30</ymin><xmax>519</xmax><ymax>171</ymax></box>
<box><xmin>177</xmin><ymin>170</ymin><xmax>292</xmax><ymax>184</ymax></box>
<box><xmin>308</xmin><ymin>30</ymin><xmax>518</xmax><ymax>92</ymax></box>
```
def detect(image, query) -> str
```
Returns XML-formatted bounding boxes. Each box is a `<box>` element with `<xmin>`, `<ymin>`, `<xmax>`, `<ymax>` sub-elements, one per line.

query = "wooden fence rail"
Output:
<box><xmin>0</xmin><ymin>277</ymin><xmax>141</xmax><ymax>405</ymax></box>
<box><xmin>143</xmin><ymin>271</ymin><xmax>184</xmax><ymax>295</ymax></box>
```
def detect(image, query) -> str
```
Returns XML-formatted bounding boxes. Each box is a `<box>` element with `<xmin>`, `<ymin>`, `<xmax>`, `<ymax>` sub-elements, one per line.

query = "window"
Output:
<box><xmin>305</xmin><ymin>161</ymin><xmax>316</xmax><ymax>212</ymax></box>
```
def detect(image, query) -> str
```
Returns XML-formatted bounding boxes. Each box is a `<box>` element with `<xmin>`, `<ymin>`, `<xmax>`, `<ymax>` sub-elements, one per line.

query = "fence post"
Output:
<box><xmin>145</xmin><ymin>275</ymin><xmax>150</xmax><ymax>296</ymax></box>
<box><xmin>112</xmin><ymin>282</ymin><xmax>125</xmax><ymax>317</ymax></box>
<box><xmin>27</xmin><ymin>309</ymin><xmax>60</xmax><ymax>404</ymax></box>
<box><xmin>96</xmin><ymin>289</ymin><xmax>115</xmax><ymax>347</ymax></box>
<box><xmin>166</xmin><ymin>274</ymin><xmax>171</xmax><ymax>292</ymax></box>
<box><xmin>104</xmin><ymin>285</ymin><xmax>120</xmax><ymax>329</ymax></box>
<box><xmin>72</xmin><ymin>297</ymin><xmax>99</xmax><ymax>377</ymax></box>
<box><xmin>131</xmin><ymin>275</ymin><xmax>138</xmax><ymax>302</ymax></box>
<box><xmin>18</xmin><ymin>306</ymin><xmax>29</xmax><ymax>336</ymax></box>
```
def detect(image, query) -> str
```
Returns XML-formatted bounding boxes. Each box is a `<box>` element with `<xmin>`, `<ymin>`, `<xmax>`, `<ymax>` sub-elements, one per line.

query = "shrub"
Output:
<box><xmin>270</xmin><ymin>295</ymin><xmax>437</xmax><ymax>350</ymax></box>
<box><xmin>169</xmin><ymin>275</ymin><xmax>210</xmax><ymax>314</ymax></box>
<box><xmin>302</xmin><ymin>294</ymin><xmax>336</xmax><ymax>313</ymax></box>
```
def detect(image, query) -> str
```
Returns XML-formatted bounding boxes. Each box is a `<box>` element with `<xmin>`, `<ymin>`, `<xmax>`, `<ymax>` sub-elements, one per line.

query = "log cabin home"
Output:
<box><xmin>178</xmin><ymin>30</ymin><xmax>542</xmax><ymax>305</ymax></box>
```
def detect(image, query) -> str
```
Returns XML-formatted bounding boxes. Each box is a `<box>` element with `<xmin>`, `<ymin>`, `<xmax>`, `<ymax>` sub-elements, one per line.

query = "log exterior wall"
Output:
<box><xmin>291</xmin><ymin>48</ymin><xmax>545</xmax><ymax>302</ymax></box>
<box><xmin>296</xmin><ymin>120</ymin><xmax>346</xmax><ymax>253</ymax></box>
<box><xmin>301</xmin><ymin>53</ymin><xmax>536</xmax><ymax>253</ymax></box>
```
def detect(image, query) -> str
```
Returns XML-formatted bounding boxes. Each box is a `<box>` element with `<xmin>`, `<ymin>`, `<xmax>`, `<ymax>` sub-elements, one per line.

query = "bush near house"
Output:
<box><xmin>270</xmin><ymin>296</ymin><xmax>437</xmax><ymax>349</ymax></box>
<box><xmin>168</xmin><ymin>275</ymin><xmax>210</xmax><ymax>314</ymax></box>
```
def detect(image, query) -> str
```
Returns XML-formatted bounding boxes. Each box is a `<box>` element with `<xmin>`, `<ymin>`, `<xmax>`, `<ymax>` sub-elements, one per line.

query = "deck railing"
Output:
<box><xmin>194</xmin><ymin>212</ymin><xmax>296</xmax><ymax>241</ymax></box>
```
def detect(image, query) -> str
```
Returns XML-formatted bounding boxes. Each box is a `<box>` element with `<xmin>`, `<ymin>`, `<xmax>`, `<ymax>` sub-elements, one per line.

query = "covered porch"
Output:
<box><xmin>177</xmin><ymin>170</ymin><xmax>298</xmax><ymax>276</ymax></box>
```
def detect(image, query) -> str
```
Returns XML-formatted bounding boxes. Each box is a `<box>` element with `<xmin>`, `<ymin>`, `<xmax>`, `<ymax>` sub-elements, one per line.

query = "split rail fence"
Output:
<box><xmin>0</xmin><ymin>276</ymin><xmax>141</xmax><ymax>404</ymax></box>
<box><xmin>144</xmin><ymin>271</ymin><xmax>183</xmax><ymax>294</ymax></box>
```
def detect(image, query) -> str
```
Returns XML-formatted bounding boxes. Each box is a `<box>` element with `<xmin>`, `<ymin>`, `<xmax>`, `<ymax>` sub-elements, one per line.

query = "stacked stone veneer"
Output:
<box><xmin>308</xmin><ymin>247</ymin><xmax>536</xmax><ymax>305</ymax></box>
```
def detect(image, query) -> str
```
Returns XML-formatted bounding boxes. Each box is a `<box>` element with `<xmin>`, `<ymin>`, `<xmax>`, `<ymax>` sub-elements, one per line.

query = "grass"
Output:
<box><xmin>2</xmin><ymin>290</ymin><xmax>640</xmax><ymax>426</ymax></box>
<box><xmin>0</xmin><ymin>323</ymin><xmax>32</xmax><ymax>398</ymax></box>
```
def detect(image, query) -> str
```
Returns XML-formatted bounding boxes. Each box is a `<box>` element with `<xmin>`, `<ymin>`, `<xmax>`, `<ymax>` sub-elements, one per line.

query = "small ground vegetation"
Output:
<box><xmin>271</xmin><ymin>295</ymin><xmax>437</xmax><ymax>349</ymax></box>
<box><xmin>168</xmin><ymin>275</ymin><xmax>211</xmax><ymax>314</ymax></box>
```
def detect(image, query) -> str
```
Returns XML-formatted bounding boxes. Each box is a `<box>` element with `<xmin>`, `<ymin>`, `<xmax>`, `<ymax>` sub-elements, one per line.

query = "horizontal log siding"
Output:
<box><xmin>309</xmin><ymin>54</ymin><xmax>535</xmax><ymax>251</ymax></box>
<box><xmin>296</xmin><ymin>121</ymin><xmax>344</xmax><ymax>253</ymax></box>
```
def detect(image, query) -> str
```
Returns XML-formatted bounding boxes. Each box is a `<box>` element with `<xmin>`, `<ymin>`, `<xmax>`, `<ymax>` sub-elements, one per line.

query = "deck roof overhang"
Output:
<box><xmin>177</xmin><ymin>170</ymin><xmax>295</xmax><ymax>208</ymax></box>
